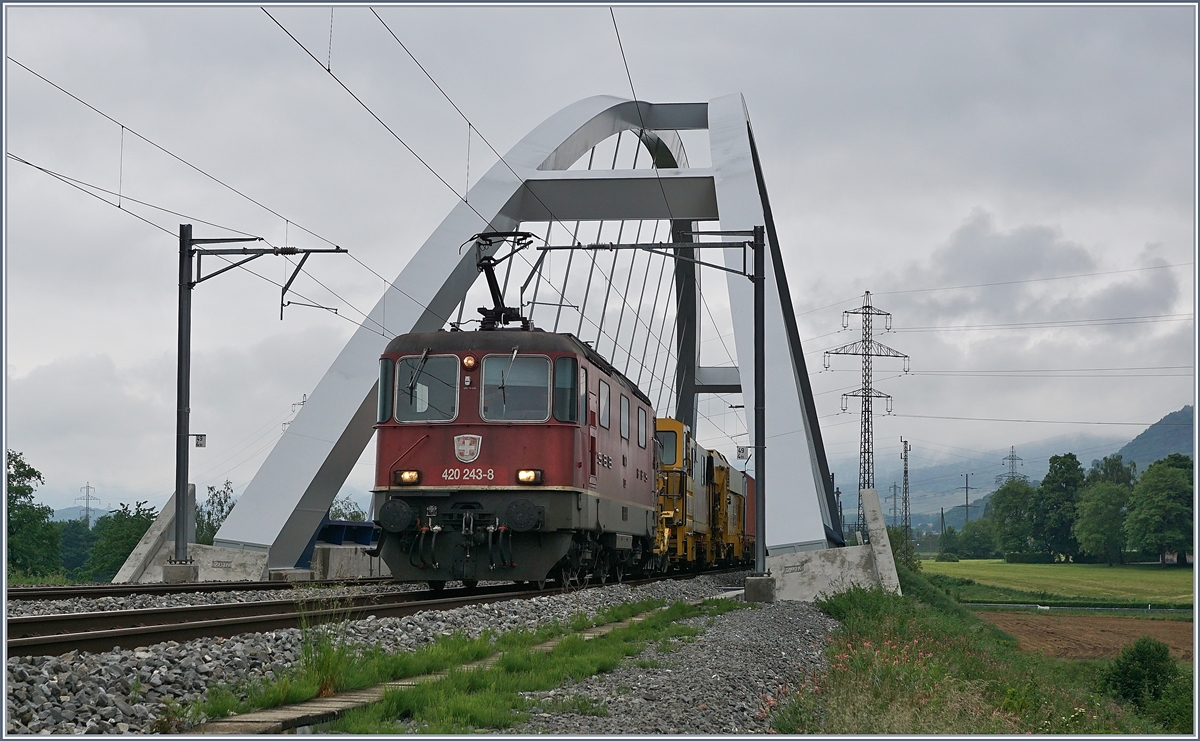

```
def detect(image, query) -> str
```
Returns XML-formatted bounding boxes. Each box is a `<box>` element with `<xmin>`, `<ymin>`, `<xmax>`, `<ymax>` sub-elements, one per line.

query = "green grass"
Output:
<box><xmin>922</xmin><ymin>559</ymin><xmax>1194</xmax><ymax>605</ymax></box>
<box><xmin>769</xmin><ymin>566</ymin><xmax>1187</xmax><ymax>734</ymax></box>
<box><xmin>330</xmin><ymin>598</ymin><xmax>750</xmax><ymax>734</ymax></box>
<box><xmin>190</xmin><ymin>596</ymin><xmax>691</xmax><ymax>725</ymax></box>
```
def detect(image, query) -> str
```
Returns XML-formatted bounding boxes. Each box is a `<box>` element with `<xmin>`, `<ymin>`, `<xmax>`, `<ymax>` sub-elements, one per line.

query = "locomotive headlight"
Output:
<box><xmin>462</xmin><ymin>355</ymin><xmax>477</xmax><ymax>370</ymax></box>
<box><xmin>395</xmin><ymin>469</ymin><xmax>421</xmax><ymax>485</ymax></box>
<box><xmin>516</xmin><ymin>469</ymin><xmax>544</xmax><ymax>484</ymax></box>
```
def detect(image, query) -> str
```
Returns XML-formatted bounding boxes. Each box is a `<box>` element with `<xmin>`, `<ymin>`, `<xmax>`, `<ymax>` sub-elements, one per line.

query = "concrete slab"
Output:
<box><xmin>310</xmin><ymin>544</ymin><xmax>391</xmax><ymax>580</ymax></box>
<box><xmin>744</xmin><ymin>576</ymin><xmax>776</xmax><ymax>603</ymax></box>
<box><xmin>162</xmin><ymin>562</ymin><xmax>198</xmax><ymax>583</ymax></box>
<box><xmin>768</xmin><ymin>487</ymin><xmax>901</xmax><ymax>601</ymax></box>
<box><xmin>860</xmin><ymin>488</ymin><xmax>901</xmax><ymax>595</ymax></box>
<box><xmin>269</xmin><ymin>568</ymin><xmax>315</xmax><ymax>582</ymax></box>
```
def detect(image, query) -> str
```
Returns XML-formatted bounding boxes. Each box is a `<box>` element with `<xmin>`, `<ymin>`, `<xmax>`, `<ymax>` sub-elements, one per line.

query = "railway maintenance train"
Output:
<box><xmin>369</xmin><ymin>232</ymin><xmax>755</xmax><ymax>588</ymax></box>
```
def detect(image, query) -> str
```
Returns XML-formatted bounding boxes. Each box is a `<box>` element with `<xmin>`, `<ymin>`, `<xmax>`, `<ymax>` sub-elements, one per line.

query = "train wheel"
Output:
<box><xmin>462</xmin><ymin>580</ymin><xmax>478</xmax><ymax>589</ymax></box>
<box><xmin>428</xmin><ymin>580</ymin><xmax>446</xmax><ymax>591</ymax></box>
<box><xmin>536</xmin><ymin>578</ymin><xmax>549</xmax><ymax>590</ymax></box>
<box><xmin>614</xmin><ymin>563</ymin><xmax>625</xmax><ymax>583</ymax></box>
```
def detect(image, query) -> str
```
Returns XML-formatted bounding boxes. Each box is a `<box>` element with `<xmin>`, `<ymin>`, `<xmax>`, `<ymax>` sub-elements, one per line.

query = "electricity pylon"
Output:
<box><xmin>824</xmin><ymin>291</ymin><xmax>908</xmax><ymax>540</ymax></box>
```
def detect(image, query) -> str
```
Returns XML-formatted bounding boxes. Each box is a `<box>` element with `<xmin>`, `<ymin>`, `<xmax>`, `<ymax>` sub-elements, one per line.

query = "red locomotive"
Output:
<box><xmin>370</xmin><ymin>233</ymin><xmax>657</xmax><ymax>588</ymax></box>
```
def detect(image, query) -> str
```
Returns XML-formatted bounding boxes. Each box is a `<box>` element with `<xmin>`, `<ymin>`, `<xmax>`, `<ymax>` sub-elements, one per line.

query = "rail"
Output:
<box><xmin>7</xmin><ymin>570</ymin><xmax>742</xmax><ymax>657</ymax></box>
<box><xmin>6</xmin><ymin>576</ymin><xmax>396</xmax><ymax>602</ymax></box>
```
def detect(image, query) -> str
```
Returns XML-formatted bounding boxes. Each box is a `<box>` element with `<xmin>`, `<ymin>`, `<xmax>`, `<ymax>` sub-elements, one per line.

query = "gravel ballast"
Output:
<box><xmin>5</xmin><ymin>575</ymin><xmax>784</xmax><ymax>735</ymax></box>
<box><xmin>511</xmin><ymin>600</ymin><xmax>838</xmax><ymax>734</ymax></box>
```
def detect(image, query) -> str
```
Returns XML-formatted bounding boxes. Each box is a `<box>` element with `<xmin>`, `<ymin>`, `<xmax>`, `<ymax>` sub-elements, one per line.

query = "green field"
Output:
<box><xmin>922</xmin><ymin>560</ymin><xmax>1194</xmax><ymax>605</ymax></box>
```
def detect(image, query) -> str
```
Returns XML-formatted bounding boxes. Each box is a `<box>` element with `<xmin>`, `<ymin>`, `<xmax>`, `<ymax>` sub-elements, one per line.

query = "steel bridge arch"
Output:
<box><xmin>214</xmin><ymin>94</ymin><xmax>842</xmax><ymax>568</ymax></box>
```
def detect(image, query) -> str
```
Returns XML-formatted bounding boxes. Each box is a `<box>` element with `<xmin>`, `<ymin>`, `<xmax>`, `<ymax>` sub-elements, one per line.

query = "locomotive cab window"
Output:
<box><xmin>395</xmin><ymin>354</ymin><xmax>458</xmax><ymax>422</ymax></box>
<box><xmin>598</xmin><ymin>381</ymin><xmax>611</xmax><ymax>428</ymax></box>
<box><xmin>619</xmin><ymin>395</ymin><xmax>630</xmax><ymax>440</ymax></box>
<box><xmin>637</xmin><ymin>407</ymin><xmax>647</xmax><ymax>448</ymax></box>
<box><xmin>554</xmin><ymin>357</ymin><xmax>579</xmax><ymax>422</ymax></box>
<box><xmin>377</xmin><ymin>358</ymin><xmax>395</xmax><ymax>423</ymax></box>
<box><xmin>482</xmin><ymin>355</ymin><xmax>550</xmax><ymax>422</ymax></box>
<box><xmin>656</xmin><ymin>430</ymin><xmax>677</xmax><ymax>465</ymax></box>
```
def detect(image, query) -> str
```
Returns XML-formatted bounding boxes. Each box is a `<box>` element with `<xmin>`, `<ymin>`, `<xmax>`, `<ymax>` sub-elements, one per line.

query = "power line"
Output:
<box><xmin>6</xmin><ymin>56</ymin><xmax>341</xmax><ymax>250</ymax></box>
<box><xmin>8</xmin><ymin>153</ymin><xmax>257</xmax><ymax>237</ymax></box>
<box><xmin>9</xmin><ymin>153</ymin><xmax>392</xmax><ymax>339</ymax></box>
<box><xmin>890</xmin><ymin>313</ymin><xmax>1192</xmax><ymax>333</ymax></box>
<box><xmin>893</xmin><ymin>413</ymin><xmax>1191</xmax><ymax>426</ymax></box>
<box><xmin>9</xmin><ymin>56</ymin><xmax>449</xmax><ymax>330</ymax></box>
<box><xmin>609</xmin><ymin>7</ymin><xmax>675</xmax><ymax>222</ymax></box>
<box><xmin>368</xmin><ymin>7</ymin><xmax>588</xmax><ymax>241</ymax></box>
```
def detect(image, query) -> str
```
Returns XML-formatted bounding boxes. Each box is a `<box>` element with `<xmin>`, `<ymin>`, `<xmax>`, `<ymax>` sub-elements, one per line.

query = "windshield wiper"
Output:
<box><xmin>406</xmin><ymin>348</ymin><xmax>431</xmax><ymax>401</ymax></box>
<box><xmin>496</xmin><ymin>347</ymin><xmax>518</xmax><ymax>408</ymax></box>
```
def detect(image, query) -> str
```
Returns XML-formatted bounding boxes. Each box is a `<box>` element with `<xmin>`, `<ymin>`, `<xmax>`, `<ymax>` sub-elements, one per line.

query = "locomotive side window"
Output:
<box><xmin>377</xmin><ymin>358</ymin><xmax>395</xmax><ymax>423</ymax></box>
<box><xmin>637</xmin><ymin>407</ymin><xmax>647</xmax><ymax>448</ymax></box>
<box><xmin>598</xmin><ymin>381</ymin><xmax>611</xmax><ymax>428</ymax></box>
<box><xmin>656</xmin><ymin>430</ymin><xmax>677</xmax><ymax>465</ymax></box>
<box><xmin>482</xmin><ymin>355</ymin><xmax>550</xmax><ymax>422</ymax></box>
<box><xmin>619</xmin><ymin>395</ymin><xmax>630</xmax><ymax>440</ymax></box>
<box><xmin>553</xmin><ymin>357</ymin><xmax>579</xmax><ymax>422</ymax></box>
<box><xmin>579</xmin><ymin>367</ymin><xmax>588</xmax><ymax>425</ymax></box>
<box><xmin>395</xmin><ymin>355</ymin><xmax>458</xmax><ymax>422</ymax></box>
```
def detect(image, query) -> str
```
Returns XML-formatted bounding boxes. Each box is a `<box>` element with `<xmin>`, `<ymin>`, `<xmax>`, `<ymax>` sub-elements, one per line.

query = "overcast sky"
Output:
<box><xmin>5</xmin><ymin>4</ymin><xmax>1195</xmax><ymax>519</ymax></box>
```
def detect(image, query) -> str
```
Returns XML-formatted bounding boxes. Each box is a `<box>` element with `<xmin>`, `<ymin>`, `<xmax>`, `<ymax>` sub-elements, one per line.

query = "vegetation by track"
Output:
<box><xmin>185</xmin><ymin>596</ymin><xmax>748</xmax><ymax>734</ymax></box>
<box><xmin>768</xmin><ymin>566</ymin><xmax>1192</xmax><ymax>734</ymax></box>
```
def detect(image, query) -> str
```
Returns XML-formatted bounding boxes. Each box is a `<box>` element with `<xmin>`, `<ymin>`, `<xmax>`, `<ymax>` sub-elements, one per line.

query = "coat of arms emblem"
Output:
<box><xmin>454</xmin><ymin>434</ymin><xmax>482</xmax><ymax>463</ymax></box>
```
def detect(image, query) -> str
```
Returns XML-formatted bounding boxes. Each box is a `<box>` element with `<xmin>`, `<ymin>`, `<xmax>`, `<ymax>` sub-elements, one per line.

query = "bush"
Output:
<box><xmin>1004</xmin><ymin>552</ymin><xmax>1054</xmax><ymax>564</ymax></box>
<box><xmin>1145</xmin><ymin>670</ymin><xmax>1193</xmax><ymax>733</ymax></box>
<box><xmin>1103</xmin><ymin>636</ymin><xmax>1180</xmax><ymax>708</ymax></box>
<box><xmin>934</xmin><ymin>552</ymin><xmax>959</xmax><ymax>562</ymax></box>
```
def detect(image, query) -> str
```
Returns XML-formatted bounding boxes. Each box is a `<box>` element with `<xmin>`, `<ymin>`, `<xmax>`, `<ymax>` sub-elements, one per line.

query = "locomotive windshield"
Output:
<box><xmin>395</xmin><ymin>354</ymin><xmax>458</xmax><ymax>422</ymax></box>
<box><xmin>656</xmin><ymin>430</ymin><xmax>678</xmax><ymax>465</ymax></box>
<box><xmin>482</xmin><ymin>355</ymin><xmax>550</xmax><ymax>421</ymax></box>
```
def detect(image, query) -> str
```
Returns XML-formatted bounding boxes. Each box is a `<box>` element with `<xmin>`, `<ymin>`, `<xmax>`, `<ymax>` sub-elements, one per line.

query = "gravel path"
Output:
<box><xmin>5</xmin><ymin>575</ymin><xmax>743</xmax><ymax>734</ymax></box>
<box><xmin>510</xmin><ymin>600</ymin><xmax>838</xmax><ymax>734</ymax></box>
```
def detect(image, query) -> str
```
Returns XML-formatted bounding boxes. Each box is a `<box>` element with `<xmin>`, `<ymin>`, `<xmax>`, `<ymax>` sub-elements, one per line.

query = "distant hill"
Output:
<box><xmin>52</xmin><ymin>506</ymin><xmax>108</xmax><ymax>526</ymax></box>
<box><xmin>909</xmin><ymin>492</ymin><xmax>994</xmax><ymax>533</ymax></box>
<box><xmin>1116</xmin><ymin>405</ymin><xmax>1193</xmax><ymax>470</ymax></box>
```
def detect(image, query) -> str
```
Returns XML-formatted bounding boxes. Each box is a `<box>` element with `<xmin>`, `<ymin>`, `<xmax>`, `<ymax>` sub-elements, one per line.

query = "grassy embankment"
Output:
<box><xmin>769</xmin><ymin>566</ymin><xmax>1191</xmax><ymax>734</ymax></box>
<box><xmin>191</xmin><ymin>597</ymin><xmax>749</xmax><ymax>732</ymax></box>
<box><xmin>921</xmin><ymin>559</ymin><xmax>1194</xmax><ymax>608</ymax></box>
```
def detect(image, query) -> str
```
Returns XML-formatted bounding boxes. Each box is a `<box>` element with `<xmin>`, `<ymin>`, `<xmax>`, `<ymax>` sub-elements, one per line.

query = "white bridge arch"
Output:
<box><xmin>214</xmin><ymin>94</ymin><xmax>843</xmax><ymax>568</ymax></box>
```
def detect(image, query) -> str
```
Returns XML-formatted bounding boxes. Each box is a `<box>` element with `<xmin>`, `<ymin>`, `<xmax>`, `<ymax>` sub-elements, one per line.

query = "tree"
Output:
<box><xmin>329</xmin><ymin>495</ymin><xmax>366</xmax><ymax>522</ymax></box>
<box><xmin>57</xmin><ymin>518</ymin><xmax>98</xmax><ymax>573</ymax></box>
<box><xmin>989</xmin><ymin>478</ymin><xmax>1036</xmax><ymax>555</ymax></box>
<box><xmin>1032</xmin><ymin>453</ymin><xmax>1084</xmax><ymax>559</ymax></box>
<box><xmin>1125</xmin><ymin>461</ymin><xmax>1192</xmax><ymax>566</ymax></box>
<box><xmin>82</xmin><ymin>502</ymin><xmax>157</xmax><ymax>581</ymax></box>
<box><xmin>196</xmin><ymin>480</ymin><xmax>238</xmax><ymax>546</ymax></box>
<box><xmin>1086</xmin><ymin>453</ymin><xmax>1137</xmax><ymax>488</ymax></box>
<box><xmin>886</xmin><ymin>525</ymin><xmax>920</xmax><ymax>571</ymax></box>
<box><xmin>939</xmin><ymin>525</ymin><xmax>960</xmax><ymax>556</ymax></box>
<box><xmin>1152</xmin><ymin>453</ymin><xmax>1193</xmax><ymax>475</ymax></box>
<box><xmin>6</xmin><ymin>450</ymin><xmax>60</xmax><ymax>576</ymax></box>
<box><xmin>959</xmin><ymin>519</ymin><xmax>999</xmax><ymax>559</ymax></box>
<box><xmin>1073</xmin><ymin>481</ymin><xmax>1129</xmax><ymax>565</ymax></box>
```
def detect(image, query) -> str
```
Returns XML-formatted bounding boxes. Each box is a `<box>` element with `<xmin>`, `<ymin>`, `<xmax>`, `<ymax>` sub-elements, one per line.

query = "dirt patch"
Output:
<box><xmin>975</xmin><ymin>611</ymin><xmax>1193</xmax><ymax>662</ymax></box>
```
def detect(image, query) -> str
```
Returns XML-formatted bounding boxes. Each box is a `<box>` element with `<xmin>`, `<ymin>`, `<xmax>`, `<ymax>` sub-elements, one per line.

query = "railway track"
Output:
<box><xmin>7</xmin><ymin>572</ymin><xmax>729</xmax><ymax>657</ymax></box>
<box><xmin>6</xmin><ymin>576</ymin><xmax>396</xmax><ymax>601</ymax></box>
